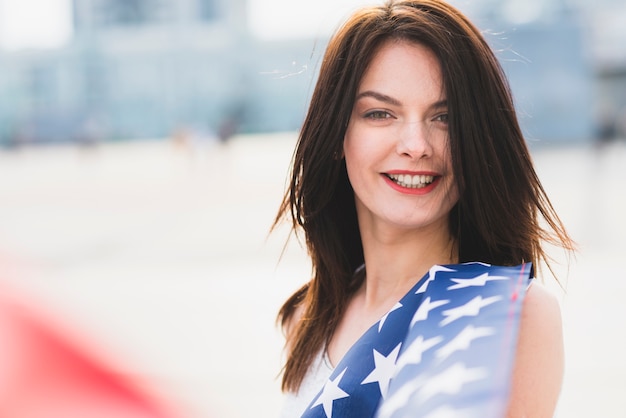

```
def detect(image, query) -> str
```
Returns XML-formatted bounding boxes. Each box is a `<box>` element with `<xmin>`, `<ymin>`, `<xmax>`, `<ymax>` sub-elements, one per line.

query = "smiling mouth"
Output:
<box><xmin>386</xmin><ymin>173</ymin><xmax>436</xmax><ymax>189</ymax></box>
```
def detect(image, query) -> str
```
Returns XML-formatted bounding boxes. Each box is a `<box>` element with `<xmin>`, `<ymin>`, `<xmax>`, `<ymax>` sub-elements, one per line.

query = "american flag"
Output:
<box><xmin>301</xmin><ymin>262</ymin><xmax>531</xmax><ymax>418</ymax></box>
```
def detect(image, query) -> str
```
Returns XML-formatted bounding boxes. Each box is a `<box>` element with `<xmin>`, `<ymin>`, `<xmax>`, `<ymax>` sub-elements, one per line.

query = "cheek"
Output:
<box><xmin>344</xmin><ymin>123</ymin><xmax>384</xmax><ymax>163</ymax></box>
<box><xmin>439</xmin><ymin>140</ymin><xmax>459</xmax><ymax>203</ymax></box>
<box><xmin>438</xmin><ymin>138</ymin><xmax>454</xmax><ymax>171</ymax></box>
<box><xmin>343</xmin><ymin>133</ymin><xmax>371</xmax><ymax>193</ymax></box>
<box><xmin>446</xmin><ymin>182</ymin><xmax>460</xmax><ymax>207</ymax></box>
<box><xmin>343</xmin><ymin>129</ymin><xmax>361</xmax><ymax>170</ymax></box>
<box><xmin>343</xmin><ymin>141</ymin><xmax>360</xmax><ymax>186</ymax></box>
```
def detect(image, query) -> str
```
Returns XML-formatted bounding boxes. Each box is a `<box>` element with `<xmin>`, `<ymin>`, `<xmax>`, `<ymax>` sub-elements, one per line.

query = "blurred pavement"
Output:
<box><xmin>0</xmin><ymin>134</ymin><xmax>624</xmax><ymax>417</ymax></box>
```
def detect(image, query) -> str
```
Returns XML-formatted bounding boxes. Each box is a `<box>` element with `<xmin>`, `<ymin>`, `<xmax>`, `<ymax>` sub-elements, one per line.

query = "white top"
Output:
<box><xmin>279</xmin><ymin>351</ymin><xmax>335</xmax><ymax>418</ymax></box>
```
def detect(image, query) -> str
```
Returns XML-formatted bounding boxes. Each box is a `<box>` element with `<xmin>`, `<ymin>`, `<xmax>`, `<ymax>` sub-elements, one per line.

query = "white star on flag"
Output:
<box><xmin>417</xmin><ymin>362</ymin><xmax>487</xmax><ymax>403</ymax></box>
<box><xmin>395</xmin><ymin>334</ymin><xmax>443</xmax><ymax>371</ymax></box>
<box><xmin>411</xmin><ymin>296</ymin><xmax>449</xmax><ymax>328</ymax></box>
<box><xmin>463</xmin><ymin>261</ymin><xmax>491</xmax><ymax>267</ymax></box>
<box><xmin>439</xmin><ymin>295</ymin><xmax>502</xmax><ymax>327</ymax></box>
<box><xmin>435</xmin><ymin>325</ymin><xmax>495</xmax><ymax>361</ymax></box>
<box><xmin>447</xmin><ymin>273</ymin><xmax>509</xmax><ymax>290</ymax></box>
<box><xmin>376</xmin><ymin>374</ymin><xmax>426</xmax><ymax>418</ymax></box>
<box><xmin>416</xmin><ymin>265</ymin><xmax>456</xmax><ymax>294</ymax></box>
<box><xmin>422</xmin><ymin>405</ymin><xmax>470</xmax><ymax>418</ymax></box>
<box><xmin>312</xmin><ymin>368</ymin><xmax>350</xmax><ymax>417</ymax></box>
<box><xmin>361</xmin><ymin>343</ymin><xmax>402</xmax><ymax>399</ymax></box>
<box><xmin>378</xmin><ymin>302</ymin><xmax>403</xmax><ymax>332</ymax></box>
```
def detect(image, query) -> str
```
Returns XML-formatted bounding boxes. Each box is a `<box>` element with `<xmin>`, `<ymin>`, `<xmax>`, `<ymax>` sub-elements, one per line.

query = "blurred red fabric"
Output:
<box><xmin>0</xmin><ymin>290</ymin><xmax>182</xmax><ymax>418</ymax></box>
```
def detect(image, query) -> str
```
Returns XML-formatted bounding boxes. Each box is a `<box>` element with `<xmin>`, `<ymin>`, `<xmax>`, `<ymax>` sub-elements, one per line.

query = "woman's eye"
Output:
<box><xmin>364</xmin><ymin>111</ymin><xmax>392</xmax><ymax>120</ymax></box>
<box><xmin>433</xmin><ymin>113</ymin><xmax>449</xmax><ymax>123</ymax></box>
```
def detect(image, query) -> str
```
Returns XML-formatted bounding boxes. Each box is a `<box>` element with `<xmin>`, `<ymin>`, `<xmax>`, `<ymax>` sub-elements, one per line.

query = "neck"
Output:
<box><xmin>358</xmin><ymin>219</ymin><xmax>457</xmax><ymax>311</ymax></box>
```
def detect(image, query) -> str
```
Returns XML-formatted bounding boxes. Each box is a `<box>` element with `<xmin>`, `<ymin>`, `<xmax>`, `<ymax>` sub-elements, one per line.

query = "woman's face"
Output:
<box><xmin>343</xmin><ymin>40</ymin><xmax>459</xmax><ymax>234</ymax></box>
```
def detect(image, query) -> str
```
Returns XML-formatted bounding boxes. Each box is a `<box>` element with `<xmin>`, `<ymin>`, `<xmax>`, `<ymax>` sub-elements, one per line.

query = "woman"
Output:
<box><xmin>274</xmin><ymin>1</ymin><xmax>574</xmax><ymax>417</ymax></box>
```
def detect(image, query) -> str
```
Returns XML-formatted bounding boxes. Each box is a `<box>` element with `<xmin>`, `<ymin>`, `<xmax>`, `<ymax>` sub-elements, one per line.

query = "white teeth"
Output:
<box><xmin>388</xmin><ymin>173</ymin><xmax>435</xmax><ymax>188</ymax></box>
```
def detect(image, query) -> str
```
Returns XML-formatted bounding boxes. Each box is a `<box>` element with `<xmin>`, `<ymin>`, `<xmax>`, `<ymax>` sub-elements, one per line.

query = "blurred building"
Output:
<box><xmin>583</xmin><ymin>3</ymin><xmax>626</xmax><ymax>142</ymax></box>
<box><xmin>0</xmin><ymin>0</ymin><xmax>315</xmax><ymax>145</ymax></box>
<box><xmin>0</xmin><ymin>0</ymin><xmax>623</xmax><ymax>146</ymax></box>
<box><xmin>454</xmin><ymin>0</ymin><xmax>596</xmax><ymax>145</ymax></box>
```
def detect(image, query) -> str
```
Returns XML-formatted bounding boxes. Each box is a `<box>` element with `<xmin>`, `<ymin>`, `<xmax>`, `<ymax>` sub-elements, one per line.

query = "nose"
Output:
<box><xmin>396</xmin><ymin>120</ymin><xmax>432</xmax><ymax>159</ymax></box>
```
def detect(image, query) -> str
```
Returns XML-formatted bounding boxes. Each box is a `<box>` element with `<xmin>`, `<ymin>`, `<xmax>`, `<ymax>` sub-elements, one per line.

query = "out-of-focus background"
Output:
<box><xmin>0</xmin><ymin>0</ymin><xmax>625</xmax><ymax>417</ymax></box>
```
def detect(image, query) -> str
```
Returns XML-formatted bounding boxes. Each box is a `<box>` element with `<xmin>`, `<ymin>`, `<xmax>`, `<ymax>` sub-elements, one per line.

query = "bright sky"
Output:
<box><xmin>0</xmin><ymin>0</ymin><xmax>376</xmax><ymax>50</ymax></box>
<box><xmin>0</xmin><ymin>0</ymin><xmax>73</xmax><ymax>50</ymax></box>
<box><xmin>247</xmin><ymin>0</ymin><xmax>376</xmax><ymax>40</ymax></box>
<box><xmin>0</xmin><ymin>0</ymin><xmax>477</xmax><ymax>50</ymax></box>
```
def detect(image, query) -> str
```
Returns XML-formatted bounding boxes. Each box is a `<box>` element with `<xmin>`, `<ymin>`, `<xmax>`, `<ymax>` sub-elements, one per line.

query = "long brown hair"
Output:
<box><xmin>274</xmin><ymin>0</ymin><xmax>574</xmax><ymax>392</ymax></box>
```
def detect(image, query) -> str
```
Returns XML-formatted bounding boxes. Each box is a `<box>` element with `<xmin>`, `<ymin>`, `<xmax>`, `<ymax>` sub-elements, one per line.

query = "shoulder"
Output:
<box><xmin>506</xmin><ymin>280</ymin><xmax>564</xmax><ymax>417</ymax></box>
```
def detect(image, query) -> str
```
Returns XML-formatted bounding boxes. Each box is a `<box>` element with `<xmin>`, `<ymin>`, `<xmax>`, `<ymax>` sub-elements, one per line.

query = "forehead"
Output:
<box><xmin>358</xmin><ymin>40</ymin><xmax>444</xmax><ymax>101</ymax></box>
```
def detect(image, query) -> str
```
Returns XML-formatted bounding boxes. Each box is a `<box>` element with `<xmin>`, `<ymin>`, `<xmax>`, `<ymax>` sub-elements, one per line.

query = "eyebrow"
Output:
<box><xmin>355</xmin><ymin>90</ymin><xmax>447</xmax><ymax>110</ymax></box>
<box><xmin>355</xmin><ymin>90</ymin><xmax>401</xmax><ymax>106</ymax></box>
